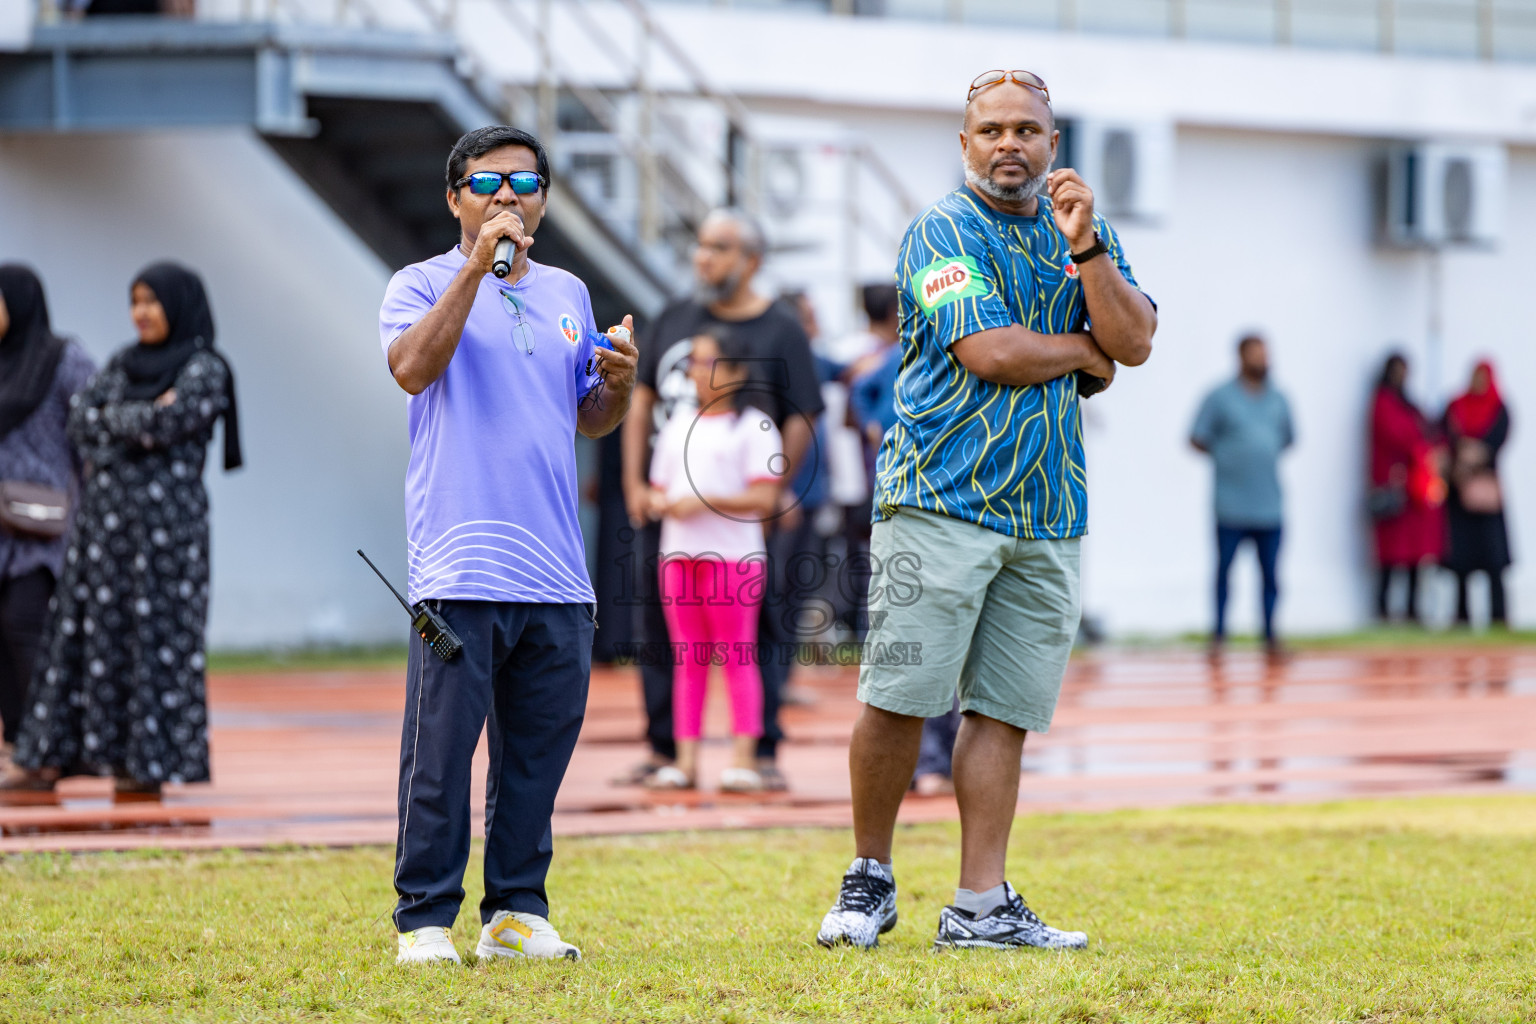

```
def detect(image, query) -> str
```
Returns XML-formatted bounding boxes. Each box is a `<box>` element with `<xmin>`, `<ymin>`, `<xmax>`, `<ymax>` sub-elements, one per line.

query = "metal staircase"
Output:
<box><xmin>6</xmin><ymin>0</ymin><xmax>918</xmax><ymax>326</ymax></box>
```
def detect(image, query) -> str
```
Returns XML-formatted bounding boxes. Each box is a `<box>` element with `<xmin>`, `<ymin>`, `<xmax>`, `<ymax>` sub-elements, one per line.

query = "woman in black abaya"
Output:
<box><xmin>0</xmin><ymin>266</ymin><xmax>96</xmax><ymax>766</ymax></box>
<box><xmin>5</xmin><ymin>263</ymin><xmax>241</xmax><ymax>801</ymax></box>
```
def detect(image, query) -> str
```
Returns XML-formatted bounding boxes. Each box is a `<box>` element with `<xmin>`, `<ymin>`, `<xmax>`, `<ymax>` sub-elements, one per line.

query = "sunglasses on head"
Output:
<box><xmin>455</xmin><ymin>170</ymin><xmax>547</xmax><ymax>196</ymax></box>
<box><xmin>967</xmin><ymin>69</ymin><xmax>1051</xmax><ymax>104</ymax></box>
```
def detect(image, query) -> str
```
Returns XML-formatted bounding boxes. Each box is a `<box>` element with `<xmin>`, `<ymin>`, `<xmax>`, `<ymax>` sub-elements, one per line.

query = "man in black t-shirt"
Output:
<box><xmin>619</xmin><ymin>208</ymin><xmax>824</xmax><ymax>790</ymax></box>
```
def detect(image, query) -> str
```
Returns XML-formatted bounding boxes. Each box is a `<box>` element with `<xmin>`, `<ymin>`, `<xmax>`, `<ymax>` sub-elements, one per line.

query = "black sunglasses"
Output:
<box><xmin>454</xmin><ymin>170</ymin><xmax>547</xmax><ymax>196</ymax></box>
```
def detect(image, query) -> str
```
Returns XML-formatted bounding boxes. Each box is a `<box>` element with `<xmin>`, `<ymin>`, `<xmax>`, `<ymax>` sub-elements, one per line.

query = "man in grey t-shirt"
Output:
<box><xmin>1190</xmin><ymin>334</ymin><xmax>1294</xmax><ymax>657</ymax></box>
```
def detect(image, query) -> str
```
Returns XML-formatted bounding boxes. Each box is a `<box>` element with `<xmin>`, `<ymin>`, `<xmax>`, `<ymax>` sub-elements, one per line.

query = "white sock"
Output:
<box><xmin>954</xmin><ymin>883</ymin><xmax>1008</xmax><ymax>917</ymax></box>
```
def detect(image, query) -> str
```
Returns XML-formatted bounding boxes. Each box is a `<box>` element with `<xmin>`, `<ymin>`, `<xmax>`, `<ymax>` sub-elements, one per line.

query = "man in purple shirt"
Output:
<box><xmin>379</xmin><ymin>125</ymin><xmax>638</xmax><ymax>965</ymax></box>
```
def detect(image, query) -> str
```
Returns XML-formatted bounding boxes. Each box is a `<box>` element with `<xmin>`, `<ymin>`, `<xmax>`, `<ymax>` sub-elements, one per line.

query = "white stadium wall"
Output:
<box><xmin>4</xmin><ymin>7</ymin><xmax>1534</xmax><ymax>644</ymax></box>
<box><xmin>744</xmin><ymin>100</ymin><xmax>1536</xmax><ymax>635</ymax></box>
<box><xmin>698</xmin><ymin>7</ymin><xmax>1536</xmax><ymax>637</ymax></box>
<box><xmin>1080</xmin><ymin>128</ymin><xmax>1535</xmax><ymax>637</ymax></box>
<box><xmin>0</xmin><ymin>129</ymin><xmax>410</xmax><ymax>649</ymax></box>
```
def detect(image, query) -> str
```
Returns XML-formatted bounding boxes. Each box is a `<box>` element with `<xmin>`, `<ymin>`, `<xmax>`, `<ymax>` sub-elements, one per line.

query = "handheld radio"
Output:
<box><xmin>581</xmin><ymin>325</ymin><xmax>629</xmax><ymax>411</ymax></box>
<box><xmin>584</xmin><ymin>325</ymin><xmax>624</xmax><ymax>377</ymax></box>
<box><xmin>357</xmin><ymin>549</ymin><xmax>464</xmax><ymax>662</ymax></box>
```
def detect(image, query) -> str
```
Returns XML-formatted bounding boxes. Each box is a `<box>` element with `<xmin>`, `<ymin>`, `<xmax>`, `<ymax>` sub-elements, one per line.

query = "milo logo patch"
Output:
<box><xmin>912</xmin><ymin>255</ymin><xmax>987</xmax><ymax>316</ymax></box>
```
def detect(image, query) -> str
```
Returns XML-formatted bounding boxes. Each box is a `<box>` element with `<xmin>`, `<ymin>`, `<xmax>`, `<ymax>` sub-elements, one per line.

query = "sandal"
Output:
<box><xmin>610</xmin><ymin>759</ymin><xmax>670</xmax><ymax>787</ymax></box>
<box><xmin>113</xmin><ymin>777</ymin><xmax>163</xmax><ymax>804</ymax></box>
<box><xmin>755</xmin><ymin>762</ymin><xmax>789</xmax><ymax>792</ymax></box>
<box><xmin>719</xmin><ymin>767</ymin><xmax>764</xmax><ymax>793</ymax></box>
<box><xmin>0</xmin><ymin>766</ymin><xmax>60</xmax><ymax>806</ymax></box>
<box><xmin>645</xmin><ymin>765</ymin><xmax>695</xmax><ymax>791</ymax></box>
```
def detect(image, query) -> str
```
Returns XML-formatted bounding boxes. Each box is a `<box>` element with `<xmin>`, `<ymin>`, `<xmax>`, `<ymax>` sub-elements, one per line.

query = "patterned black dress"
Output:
<box><xmin>15</xmin><ymin>351</ymin><xmax>228</xmax><ymax>783</ymax></box>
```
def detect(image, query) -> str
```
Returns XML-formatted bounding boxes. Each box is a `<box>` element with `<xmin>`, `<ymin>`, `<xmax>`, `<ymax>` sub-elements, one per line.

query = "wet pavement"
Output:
<box><xmin>2</xmin><ymin>645</ymin><xmax>1532</xmax><ymax>852</ymax></box>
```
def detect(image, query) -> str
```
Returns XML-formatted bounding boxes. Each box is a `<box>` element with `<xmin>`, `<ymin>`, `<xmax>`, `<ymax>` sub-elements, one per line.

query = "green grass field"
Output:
<box><xmin>2</xmin><ymin>797</ymin><xmax>1534</xmax><ymax>1022</ymax></box>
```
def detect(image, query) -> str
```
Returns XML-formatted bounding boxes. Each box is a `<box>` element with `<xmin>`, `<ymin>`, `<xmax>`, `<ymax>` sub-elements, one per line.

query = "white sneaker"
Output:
<box><xmin>817</xmin><ymin>858</ymin><xmax>898</xmax><ymax>948</ymax></box>
<box><xmin>932</xmin><ymin>882</ymin><xmax>1088</xmax><ymax>951</ymax></box>
<box><xmin>395</xmin><ymin>925</ymin><xmax>462</xmax><ymax>964</ymax></box>
<box><xmin>476</xmin><ymin>909</ymin><xmax>582</xmax><ymax>961</ymax></box>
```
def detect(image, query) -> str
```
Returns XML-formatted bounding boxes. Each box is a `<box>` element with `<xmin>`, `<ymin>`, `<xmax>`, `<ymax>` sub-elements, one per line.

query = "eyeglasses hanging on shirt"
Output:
<box><xmin>499</xmin><ymin>288</ymin><xmax>535</xmax><ymax>355</ymax></box>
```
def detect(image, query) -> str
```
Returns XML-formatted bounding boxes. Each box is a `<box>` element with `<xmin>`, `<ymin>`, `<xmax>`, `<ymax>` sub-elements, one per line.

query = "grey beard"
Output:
<box><xmin>965</xmin><ymin>163</ymin><xmax>1048</xmax><ymax>205</ymax></box>
<box><xmin>694</xmin><ymin>270</ymin><xmax>742</xmax><ymax>307</ymax></box>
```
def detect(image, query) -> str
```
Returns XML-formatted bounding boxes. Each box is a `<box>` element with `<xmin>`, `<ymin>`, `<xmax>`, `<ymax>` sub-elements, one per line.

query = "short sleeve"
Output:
<box><xmin>850</xmin><ymin>364</ymin><xmax>885</xmax><ymax>429</ymax></box>
<box><xmin>743</xmin><ymin>410</ymin><xmax>784</xmax><ymax>484</ymax></box>
<box><xmin>1191</xmin><ymin>390</ymin><xmax>1221</xmax><ymax>447</ymax></box>
<box><xmin>637</xmin><ymin>301</ymin><xmax>696</xmax><ymax>394</ymax></box>
<box><xmin>379</xmin><ymin>267</ymin><xmax>436</xmax><ymax>361</ymax></box>
<box><xmin>1096</xmin><ymin>216</ymin><xmax>1154</xmax><ymax>308</ymax></box>
<box><xmin>650</xmin><ymin>416</ymin><xmax>682</xmax><ymax>489</ymax></box>
<box><xmin>778</xmin><ymin>319</ymin><xmax>826</xmax><ymax>421</ymax></box>
<box><xmin>900</xmin><ymin>212</ymin><xmax>1012</xmax><ymax>348</ymax></box>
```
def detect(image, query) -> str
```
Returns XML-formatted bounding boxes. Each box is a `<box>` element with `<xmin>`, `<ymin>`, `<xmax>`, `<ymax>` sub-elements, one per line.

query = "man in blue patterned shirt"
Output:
<box><xmin>817</xmin><ymin>70</ymin><xmax>1156</xmax><ymax>952</ymax></box>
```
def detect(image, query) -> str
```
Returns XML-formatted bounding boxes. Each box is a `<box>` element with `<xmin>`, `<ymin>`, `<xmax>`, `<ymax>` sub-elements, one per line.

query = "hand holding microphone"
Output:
<box><xmin>475</xmin><ymin>210</ymin><xmax>530</xmax><ymax>279</ymax></box>
<box><xmin>493</xmin><ymin>236</ymin><xmax>516</xmax><ymax>279</ymax></box>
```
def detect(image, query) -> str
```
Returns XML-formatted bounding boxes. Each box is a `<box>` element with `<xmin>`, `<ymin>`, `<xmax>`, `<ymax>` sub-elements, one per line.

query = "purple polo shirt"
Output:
<box><xmin>380</xmin><ymin>249</ymin><xmax>601</xmax><ymax>604</ymax></box>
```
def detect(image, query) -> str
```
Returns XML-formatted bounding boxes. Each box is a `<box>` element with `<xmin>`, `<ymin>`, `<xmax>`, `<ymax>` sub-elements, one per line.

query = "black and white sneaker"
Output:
<box><xmin>816</xmin><ymin>858</ymin><xmax>898</xmax><ymax>949</ymax></box>
<box><xmin>932</xmin><ymin>882</ymin><xmax>1087</xmax><ymax>951</ymax></box>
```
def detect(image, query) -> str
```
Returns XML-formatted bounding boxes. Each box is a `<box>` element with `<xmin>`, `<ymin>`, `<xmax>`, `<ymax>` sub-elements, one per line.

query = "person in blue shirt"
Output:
<box><xmin>1190</xmin><ymin>334</ymin><xmax>1295</xmax><ymax>658</ymax></box>
<box><xmin>380</xmin><ymin>126</ymin><xmax>639</xmax><ymax>966</ymax></box>
<box><xmin>847</xmin><ymin>285</ymin><xmax>902</xmax><ymax>450</ymax></box>
<box><xmin>816</xmin><ymin>69</ymin><xmax>1156</xmax><ymax>952</ymax></box>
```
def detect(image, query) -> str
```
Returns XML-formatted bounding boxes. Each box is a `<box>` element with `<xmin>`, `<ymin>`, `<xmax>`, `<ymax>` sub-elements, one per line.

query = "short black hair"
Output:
<box><xmin>695</xmin><ymin>322</ymin><xmax>754</xmax><ymax>410</ymax></box>
<box><xmin>862</xmin><ymin>283</ymin><xmax>899</xmax><ymax>324</ymax></box>
<box><xmin>1237</xmin><ymin>333</ymin><xmax>1265</xmax><ymax>354</ymax></box>
<box><xmin>446</xmin><ymin>126</ymin><xmax>551</xmax><ymax>193</ymax></box>
<box><xmin>695</xmin><ymin>322</ymin><xmax>751</xmax><ymax>364</ymax></box>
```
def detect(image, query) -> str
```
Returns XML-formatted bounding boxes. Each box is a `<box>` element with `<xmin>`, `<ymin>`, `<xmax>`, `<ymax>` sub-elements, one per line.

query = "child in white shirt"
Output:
<box><xmin>646</xmin><ymin>328</ymin><xmax>784</xmax><ymax>791</ymax></box>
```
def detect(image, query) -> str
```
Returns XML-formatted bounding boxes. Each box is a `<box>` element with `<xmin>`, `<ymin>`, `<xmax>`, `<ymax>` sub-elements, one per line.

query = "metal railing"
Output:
<box><xmin>444</xmin><ymin>0</ymin><xmax>921</xmax><ymax>285</ymax></box>
<box><xmin>717</xmin><ymin>0</ymin><xmax>1535</xmax><ymax>62</ymax></box>
<box><xmin>29</xmin><ymin>0</ymin><xmax>920</xmax><ymax>301</ymax></box>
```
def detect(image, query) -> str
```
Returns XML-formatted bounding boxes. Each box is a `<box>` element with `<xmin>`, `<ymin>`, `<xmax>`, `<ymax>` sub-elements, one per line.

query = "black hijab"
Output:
<box><xmin>119</xmin><ymin>263</ymin><xmax>243</xmax><ymax>471</ymax></box>
<box><xmin>1376</xmin><ymin>352</ymin><xmax>1408</xmax><ymax>396</ymax></box>
<box><xmin>0</xmin><ymin>264</ymin><xmax>68</xmax><ymax>442</ymax></box>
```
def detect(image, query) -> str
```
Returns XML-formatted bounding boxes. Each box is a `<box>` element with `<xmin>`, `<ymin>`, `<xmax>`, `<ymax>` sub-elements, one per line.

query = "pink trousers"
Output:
<box><xmin>659</xmin><ymin>558</ymin><xmax>766</xmax><ymax>740</ymax></box>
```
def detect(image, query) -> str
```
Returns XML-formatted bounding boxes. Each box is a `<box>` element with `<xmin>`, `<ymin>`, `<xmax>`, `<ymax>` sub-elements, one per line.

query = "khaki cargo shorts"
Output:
<box><xmin>857</xmin><ymin>506</ymin><xmax>1081</xmax><ymax>733</ymax></box>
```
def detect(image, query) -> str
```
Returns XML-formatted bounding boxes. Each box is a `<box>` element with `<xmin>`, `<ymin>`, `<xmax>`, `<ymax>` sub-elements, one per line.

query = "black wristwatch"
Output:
<box><xmin>1070</xmin><ymin>232</ymin><xmax>1108</xmax><ymax>266</ymax></box>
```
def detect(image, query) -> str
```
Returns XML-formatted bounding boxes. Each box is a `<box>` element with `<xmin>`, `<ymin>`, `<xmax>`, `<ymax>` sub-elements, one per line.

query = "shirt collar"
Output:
<box><xmin>446</xmin><ymin>245</ymin><xmax>540</xmax><ymax>289</ymax></box>
<box><xmin>960</xmin><ymin>186</ymin><xmax>1045</xmax><ymax>226</ymax></box>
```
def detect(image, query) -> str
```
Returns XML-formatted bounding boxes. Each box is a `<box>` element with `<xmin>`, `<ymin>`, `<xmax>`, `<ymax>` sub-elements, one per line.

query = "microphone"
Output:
<box><xmin>493</xmin><ymin>237</ymin><xmax>515</xmax><ymax>279</ymax></box>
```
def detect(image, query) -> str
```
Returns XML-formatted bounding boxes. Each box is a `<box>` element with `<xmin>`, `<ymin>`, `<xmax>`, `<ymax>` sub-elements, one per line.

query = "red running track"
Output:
<box><xmin>1</xmin><ymin>646</ymin><xmax>1532</xmax><ymax>852</ymax></box>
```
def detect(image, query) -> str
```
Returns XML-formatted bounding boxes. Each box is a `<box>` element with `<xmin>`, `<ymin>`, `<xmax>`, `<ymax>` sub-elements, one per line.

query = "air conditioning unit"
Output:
<box><xmin>1057</xmin><ymin>118</ymin><xmax>1173</xmax><ymax>224</ymax></box>
<box><xmin>1382</xmin><ymin>142</ymin><xmax>1505</xmax><ymax>248</ymax></box>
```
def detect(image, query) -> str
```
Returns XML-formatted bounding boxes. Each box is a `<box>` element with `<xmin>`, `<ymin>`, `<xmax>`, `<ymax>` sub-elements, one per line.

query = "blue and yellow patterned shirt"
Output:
<box><xmin>872</xmin><ymin>187</ymin><xmax>1144</xmax><ymax>539</ymax></box>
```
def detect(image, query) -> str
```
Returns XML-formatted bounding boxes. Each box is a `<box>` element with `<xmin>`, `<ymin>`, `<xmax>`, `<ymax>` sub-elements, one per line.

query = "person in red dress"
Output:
<box><xmin>1369</xmin><ymin>353</ymin><xmax>1446</xmax><ymax>623</ymax></box>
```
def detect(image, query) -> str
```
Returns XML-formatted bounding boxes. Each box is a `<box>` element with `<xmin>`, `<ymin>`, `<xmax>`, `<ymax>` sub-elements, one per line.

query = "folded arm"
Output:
<box><xmin>99</xmin><ymin>355</ymin><xmax>228</xmax><ymax>451</ymax></box>
<box><xmin>950</xmin><ymin>326</ymin><xmax>1114</xmax><ymax>389</ymax></box>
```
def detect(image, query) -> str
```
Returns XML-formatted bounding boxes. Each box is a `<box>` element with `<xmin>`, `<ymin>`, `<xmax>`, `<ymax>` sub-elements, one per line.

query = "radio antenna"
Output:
<box><xmin>357</xmin><ymin>549</ymin><xmax>413</xmax><ymax>615</ymax></box>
